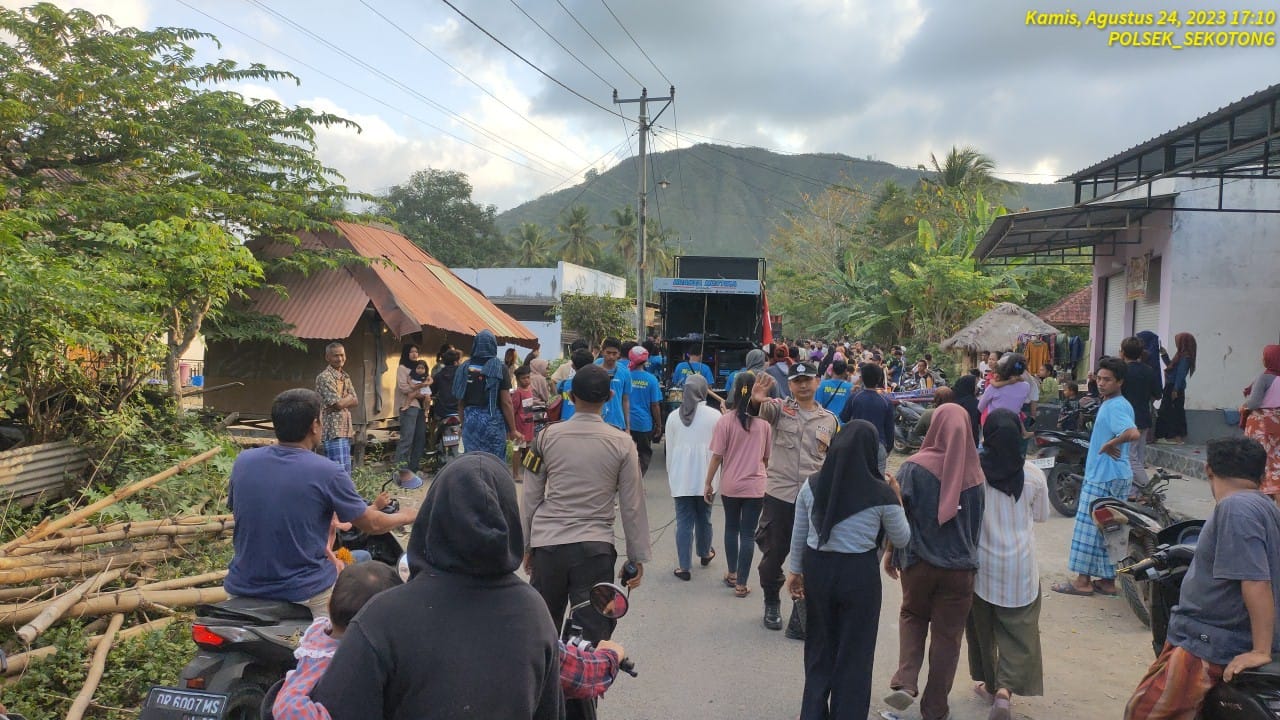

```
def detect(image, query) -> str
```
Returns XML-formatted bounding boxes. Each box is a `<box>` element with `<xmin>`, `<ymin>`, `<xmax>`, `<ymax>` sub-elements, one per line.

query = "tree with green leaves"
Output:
<box><xmin>556</xmin><ymin>205</ymin><xmax>599</xmax><ymax>266</ymax></box>
<box><xmin>511</xmin><ymin>222</ymin><xmax>553</xmax><ymax>267</ymax></box>
<box><xmin>603</xmin><ymin>206</ymin><xmax>639</xmax><ymax>265</ymax></box>
<box><xmin>0</xmin><ymin>3</ymin><xmax>358</xmax><ymax>431</ymax></box>
<box><xmin>378</xmin><ymin>168</ymin><xmax>510</xmax><ymax>268</ymax></box>
<box><xmin>551</xmin><ymin>292</ymin><xmax>633</xmax><ymax>350</ymax></box>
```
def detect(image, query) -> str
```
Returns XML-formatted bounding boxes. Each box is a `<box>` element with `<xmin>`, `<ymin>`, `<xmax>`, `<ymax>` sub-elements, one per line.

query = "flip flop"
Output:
<box><xmin>1050</xmin><ymin>581</ymin><xmax>1094</xmax><ymax>596</ymax></box>
<box><xmin>723</xmin><ymin>573</ymin><xmax>737</xmax><ymax>588</ymax></box>
<box><xmin>973</xmin><ymin>682</ymin><xmax>994</xmax><ymax>704</ymax></box>
<box><xmin>734</xmin><ymin>585</ymin><xmax>751</xmax><ymax>598</ymax></box>
<box><xmin>1092</xmin><ymin>580</ymin><xmax>1120</xmax><ymax>597</ymax></box>
<box><xmin>673</xmin><ymin>568</ymin><xmax>691</xmax><ymax>581</ymax></box>
<box><xmin>988</xmin><ymin>696</ymin><xmax>1012</xmax><ymax>720</ymax></box>
<box><xmin>700</xmin><ymin>547</ymin><xmax>716</xmax><ymax>567</ymax></box>
<box><xmin>884</xmin><ymin>689</ymin><xmax>916</xmax><ymax>711</ymax></box>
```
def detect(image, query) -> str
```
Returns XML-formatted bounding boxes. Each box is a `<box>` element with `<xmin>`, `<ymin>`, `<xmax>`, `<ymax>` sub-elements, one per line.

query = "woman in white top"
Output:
<box><xmin>665</xmin><ymin>375</ymin><xmax>720</xmax><ymax>580</ymax></box>
<box><xmin>966</xmin><ymin>409</ymin><xmax>1049</xmax><ymax>720</ymax></box>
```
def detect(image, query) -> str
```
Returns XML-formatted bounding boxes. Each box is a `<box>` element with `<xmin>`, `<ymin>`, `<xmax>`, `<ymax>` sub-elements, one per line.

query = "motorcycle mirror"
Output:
<box><xmin>397</xmin><ymin>553</ymin><xmax>411</xmax><ymax>583</ymax></box>
<box><xmin>589</xmin><ymin>583</ymin><xmax>629</xmax><ymax>619</ymax></box>
<box><xmin>383</xmin><ymin>471</ymin><xmax>424</xmax><ymax>492</ymax></box>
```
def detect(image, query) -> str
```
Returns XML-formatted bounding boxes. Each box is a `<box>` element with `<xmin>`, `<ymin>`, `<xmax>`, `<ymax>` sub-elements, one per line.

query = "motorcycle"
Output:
<box><xmin>1120</xmin><ymin>523</ymin><xmax>1280</xmax><ymax>719</ymax></box>
<box><xmin>141</xmin><ymin>482</ymin><xmax>413</xmax><ymax>720</ymax></box>
<box><xmin>1034</xmin><ymin>427</ymin><xmax>1090</xmax><ymax>517</ymax></box>
<box><xmin>891</xmin><ymin>399</ymin><xmax>926</xmax><ymax>454</ymax></box>
<box><xmin>1089</xmin><ymin>470</ymin><xmax>1185</xmax><ymax>628</ymax></box>
<box><xmin>423</xmin><ymin>413</ymin><xmax>461</xmax><ymax>471</ymax></box>
<box><xmin>563</xmin><ymin>563</ymin><xmax>639</xmax><ymax>720</ymax></box>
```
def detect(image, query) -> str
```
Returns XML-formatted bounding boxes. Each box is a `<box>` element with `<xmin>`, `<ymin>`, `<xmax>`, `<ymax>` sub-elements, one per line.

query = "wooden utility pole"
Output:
<box><xmin>614</xmin><ymin>86</ymin><xmax>674</xmax><ymax>339</ymax></box>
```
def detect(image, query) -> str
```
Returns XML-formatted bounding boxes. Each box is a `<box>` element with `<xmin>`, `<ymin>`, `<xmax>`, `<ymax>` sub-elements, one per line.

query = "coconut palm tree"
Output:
<box><xmin>556</xmin><ymin>205</ymin><xmax>598</xmax><ymax>266</ymax></box>
<box><xmin>643</xmin><ymin>220</ymin><xmax>675</xmax><ymax>276</ymax></box>
<box><xmin>603</xmin><ymin>206</ymin><xmax>638</xmax><ymax>265</ymax></box>
<box><xmin>511</xmin><ymin>222</ymin><xmax>552</xmax><ymax>267</ymax></box>
<box><xmin>920</xmin><ymin>146</ymin><xmax>1013</xmax><ymax>197</ymax></box>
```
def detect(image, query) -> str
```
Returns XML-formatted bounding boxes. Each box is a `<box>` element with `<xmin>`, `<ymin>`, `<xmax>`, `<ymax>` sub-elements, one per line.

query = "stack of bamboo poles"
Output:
<box><xmin>0</xmin><ymin>447</ymin><xmax>231</xmax><ymax>718</ymax></box>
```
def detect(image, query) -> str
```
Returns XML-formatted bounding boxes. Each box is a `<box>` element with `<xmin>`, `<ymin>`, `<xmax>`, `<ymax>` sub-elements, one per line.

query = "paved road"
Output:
<box><xmin>579</xmin><ymin>443</ymin><xmax>1215</xmax><ymax>720</ymax></box>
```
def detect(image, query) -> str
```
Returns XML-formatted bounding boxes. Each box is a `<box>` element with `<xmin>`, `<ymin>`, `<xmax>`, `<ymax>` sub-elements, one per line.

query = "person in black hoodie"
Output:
<box><xmin>312</xmin><ymin>453</ymin><xmax>563</xmax><ymax>720</ymax></box>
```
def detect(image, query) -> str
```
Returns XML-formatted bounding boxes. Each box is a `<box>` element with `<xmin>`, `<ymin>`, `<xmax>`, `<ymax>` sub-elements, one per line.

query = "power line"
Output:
<box><xmin>553</xmin><ymin>0</ymin><xmax>642</xmax><ymax>87</ymax></box>
<box><xmin>177</xmin><ymin>0</ymin><xmax>565</xmax><ymax>182</ymax></box>
<box><xmin>358</xmin><ymin>0</ymin><xmax>591</xmax><ymax>165</ymax></box>
<box><xmin>438</xmin><ymin>0</ymin><xmax>628</xmax><ymax>120</ymax></box>
<box><xmin>671</xmin><ymin>100</ymin><xmax>690</xmax><ymax>212</ymax></box>
<box><xmin>246</xmin><ymin>0</ymin><xmax>578</xmax><ymax>179</ymax></box>
<box><xmin>598</xmin><ymin>0</ymin><xmax>671</xmax><ymax>86</ymax></box>
<box><xmin>506</xmin><ymin>0</ymin><xmax>614</xmax><ymax>91</ymax></box>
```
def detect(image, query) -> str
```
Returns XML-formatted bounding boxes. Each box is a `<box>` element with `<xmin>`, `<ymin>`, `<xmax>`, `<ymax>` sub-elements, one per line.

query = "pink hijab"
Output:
<box><xmin>907</xmin><ymin>404</ymin><xmax>985</xmax><ymax>525</ymax></box>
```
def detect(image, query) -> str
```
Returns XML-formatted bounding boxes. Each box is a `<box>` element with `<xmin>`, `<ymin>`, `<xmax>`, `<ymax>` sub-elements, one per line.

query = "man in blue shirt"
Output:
<box><xmin>627</xmin><ymin>346</ymin><xmax>664</xmax><ymax>474</ymax></box>
<box><xmin>595</xmin><ymin>337</ymin><xmax>632</xmax><ymax>431</ymax></box>
<box><xmin>840</xmin><ymin>364</ymin><xmax>895</xmax><ymax>469</ymax></box>
<box><xmin>672</xmin><ymin>349</ymin><xmax>714</xmax><ymax>388</ymax></box>
<box><xmin>225</xmin><ymin>389</ymin><xmax>418</xmax><ymax>617</ymax></box>
<box><xmin>816</xmin><ymin>359</ymin><xmax>855</xmax><ymax>422</ymax></box>
<box><xmin>556</xmin><ymin>349</ymin><xmax>595</xmax><ymax>422</ymax></box>
<box><xmin>643</xmin><ymin>340</ymin><xmax>664</xmax><ymax>377</ymax></box>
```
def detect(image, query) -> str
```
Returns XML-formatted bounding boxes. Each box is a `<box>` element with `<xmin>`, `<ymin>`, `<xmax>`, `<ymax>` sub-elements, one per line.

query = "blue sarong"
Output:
<box><xmin>462</xmin><ymin>405</ymin><xmax>508</xmax><ymax>460</ymax></box>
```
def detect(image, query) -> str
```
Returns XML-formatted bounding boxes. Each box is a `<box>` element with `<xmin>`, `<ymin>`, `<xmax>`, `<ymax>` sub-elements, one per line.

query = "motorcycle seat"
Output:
<box><xmin>196</xmin><ymin>597</ymin><xmax>313</xmax><ymax>624</ymax></box>
<box><xmin>1236</xmin><ymin>660</ymin><xmax>1280</xmax><ymax>682</ymax></box>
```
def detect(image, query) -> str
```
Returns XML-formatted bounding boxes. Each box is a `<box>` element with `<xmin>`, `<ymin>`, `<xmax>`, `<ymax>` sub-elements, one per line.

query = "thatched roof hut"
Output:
<box><xmin>941</xmin><ymin>303</ymin><xmax>1061</xmax><ymax>352</ymax></box>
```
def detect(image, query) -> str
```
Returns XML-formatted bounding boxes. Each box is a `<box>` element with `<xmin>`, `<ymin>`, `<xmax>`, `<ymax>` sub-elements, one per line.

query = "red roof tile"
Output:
<box><xmin>1038</xmin><ymin>285</ymin><xmax>1092</xmax><ymax>327</ymax></box>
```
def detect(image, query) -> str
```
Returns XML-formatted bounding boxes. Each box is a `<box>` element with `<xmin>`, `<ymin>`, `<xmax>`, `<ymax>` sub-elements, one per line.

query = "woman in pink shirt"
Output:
<box><xmin>704</xmin><ymin>372</ymin><xmax>773</xmax><ymax>597</ymax></box>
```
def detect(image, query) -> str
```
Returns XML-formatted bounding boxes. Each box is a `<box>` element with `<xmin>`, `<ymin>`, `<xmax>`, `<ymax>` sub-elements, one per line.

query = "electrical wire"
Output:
<box><xmin>671</xmin><ymin>100</ymin><xmax>690</xmax><ymax>212</ymax></box>
<box><xmin>247</xmin><ymin>0</ymin><xmax>578</xmax><ymax>178</ymax></box>
<box><xmin>438</xmin><ymin>0</ymin><xmax>628</xmax><ymax>119</ymax></box>
<box><xmin>553</xmin><ymin>0</ymin><xmax>642</xmax><ymax>87</ymax></box>
<box><xmin>598</xmin><ymin>0</ymin><xmax>670</xmax><ymax>86</ymax></box>
<box><xmin>506</xmin><ymin>0</ymin><xmax>614</xmax><ymax>91</ymax></box>
<box><xmin>177</xmin><ymin>0</ymin><xmax>566</xmax><ymax>181</ymax></box>
<box><xmin>358</xmin><ymin>0</ymin><xmax>591</xmax><ymax>164</ymax></box>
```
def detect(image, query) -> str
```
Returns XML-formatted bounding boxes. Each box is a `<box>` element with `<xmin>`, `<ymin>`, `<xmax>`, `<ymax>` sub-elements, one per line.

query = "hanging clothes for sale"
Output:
<box><xmin>1025</xmin><ymin>336</ymin><xmax>1052</xmax><ymax>372</ymax></box>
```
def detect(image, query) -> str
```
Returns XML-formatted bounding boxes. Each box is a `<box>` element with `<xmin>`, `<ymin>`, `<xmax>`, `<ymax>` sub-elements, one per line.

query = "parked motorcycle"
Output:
<box><xmin>422</xmin><ymin>413</ymin><xmax>461</xmax><ymax>471</ymax></box>
<box><xmin>892</xmin><ymin>400</ymin><xmax>926</xmax><ymax>454</ymax></box>
<box><xmin>1120</xmin><ymin>523</ymin><xmax>1280</xmax><ymax>719</ymax></box>
<box><xmin>563</xmin><ymin>563</ymin><xmax>639</xmax><ymax>720</ymax></box>
<box><xmin>1034</xmin><ymin>428</ymin><xmax>1090</xmax><ymax>517</ymax></box>
<box><xmin>142</xmin><ymin>484</ymin><xmax>412</xmax><ymax>720</ymax></box>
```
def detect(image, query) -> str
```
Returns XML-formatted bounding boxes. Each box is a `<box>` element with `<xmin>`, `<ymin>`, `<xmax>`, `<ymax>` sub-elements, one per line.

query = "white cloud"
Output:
<box><xmin>0</xmin><ymin>0</ymin><xmax>149</xmax><ymax>28</ymax></box>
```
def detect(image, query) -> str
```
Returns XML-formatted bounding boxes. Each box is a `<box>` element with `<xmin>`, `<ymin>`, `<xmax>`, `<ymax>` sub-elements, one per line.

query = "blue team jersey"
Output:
<box><xmin>596</xmin><ymin>363</ymin><xmax>632</xmax><ymax>430</ymax></box>
<box><xmin>628</xmin><ymin>369</ymin><xmax>662</xmax><ymax>432</ymax></box>
<box><xmin>557</xmin><ymin>378</ymin><xmax>576</xmax><ymax>421</ymax></box>
<box><xmin>673</xmin><ymin>361</ymin><xmax>714</xmax><ymax>387</ymax></box>
<box><xmin>816</xmin><ymin>378</ymin><xmax>854</xmax><ymax>422</ymax></box>
<box><xmin>646</xmin><ymin>355</ymin><xmax>664</xmax><ymax>376</ymax></box>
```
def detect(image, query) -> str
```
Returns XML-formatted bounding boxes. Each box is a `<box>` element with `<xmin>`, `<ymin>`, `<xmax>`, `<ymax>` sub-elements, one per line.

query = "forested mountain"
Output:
<box><xmin>495</xmin><ymin>144</ymin><xmax>1073</xmax><ymax>256</ymax></box>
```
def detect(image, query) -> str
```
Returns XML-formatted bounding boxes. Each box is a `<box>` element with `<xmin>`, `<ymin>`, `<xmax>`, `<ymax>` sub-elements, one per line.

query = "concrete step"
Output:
<box><xmin>1145</xmin><ymin>442</ymin><xmax>1206</xmax><ymax>480</ymax></box>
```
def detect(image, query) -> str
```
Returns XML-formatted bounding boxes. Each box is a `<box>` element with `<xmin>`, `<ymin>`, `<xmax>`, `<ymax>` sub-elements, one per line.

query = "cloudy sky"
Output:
<box><xmin>13</xmin><ymin>0</ymin><xmax>1277</xmax><ymax>210</ymax></box>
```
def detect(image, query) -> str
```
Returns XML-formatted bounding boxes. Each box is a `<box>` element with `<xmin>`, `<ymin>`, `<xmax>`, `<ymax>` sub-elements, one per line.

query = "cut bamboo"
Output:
<box><xmin>136</xmin><ymin>570</ymin><xmax>228</xmax><ymax>591</ymax></box>
<box><xmin>0</xmin><ymin>545</ymin><xmax>183</xmax><ymax>586</ymax></box>
<box><xmin>1</xmin><ymin>617</ymin><xmax>175</xmax><ymax>677</ymax></box>
<box><xmin>16</xmin><ymin>567</ymin><xmax>126</xmax><ymax>645</ymax></box>
<box><xmin>0</xmin><ymin>446</ymin><xmax>222</xmax><ymax>554</ymax></box>
<box><xmin>0</xmin><ymin>586</ymin><xmax>227</xmax><ymax>625</ymax></box>
<box><xmin>5</xmin><ymin>520</ymin><xmax>234</xmax><ymax>559</ymax></box>
<box><xmin>0</xmin><ymin>584</ymin><xmax>56</xmax><ymax>602</ymax></box>
<box><xmin>65</xmin><ymin>612</ymin><xmax>125</xmax><ymax>720</ymax></box>
<box><xmin>0</xmin><ymin>537</ymin><xmax>180</xmax><ymax>570</ymax></box>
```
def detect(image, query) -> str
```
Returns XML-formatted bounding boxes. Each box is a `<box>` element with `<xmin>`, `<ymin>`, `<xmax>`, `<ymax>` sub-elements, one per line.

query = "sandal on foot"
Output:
<box><xmin>1092</xmin><ymin>580</ymin><xmax>1119</xmax><ymax>596</ymax></box>
<box><xmin>723</xmin><ymin>573</ymin><xmax>737</xmax><ymax>588</ymax></box>
<box><xmin>734</xmin><ymin>585</ymin><xmax>751</xmax><ymax>598</ymax></box>
<box><xmin>973</xmin><ymin>682</ymin><xmax>994</xmax><ymax>704</ymax></box>
<box><xmin>673</xmin><ymin>568</ymin><xmax>691</xmax><ymax>581</ymax></box>
<box><xmin>988</xmin><ymin>697</ymin><xmax>1012</xmax><ymax>720</ymax></box>
<box><xmin>884</xmin><ymin>689</ymin><xmax>916</xmax><ymax>711</ymax></box>
<box><xmin>1050</xmin><ymin>581</ymin><xmax>1094</xmax><ymax>596</ymax></box>
<box><xmin>700</xmin><ymin>548</ymin><xmax>716</xmax><ymax>567</ymax></box>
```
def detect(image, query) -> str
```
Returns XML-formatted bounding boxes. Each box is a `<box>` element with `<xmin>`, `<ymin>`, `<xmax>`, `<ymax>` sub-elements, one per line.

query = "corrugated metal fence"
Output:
<box><xmin>0</xmin><ymin>441</ymin><xmax>89</xmax><ymax>507</ymax></box>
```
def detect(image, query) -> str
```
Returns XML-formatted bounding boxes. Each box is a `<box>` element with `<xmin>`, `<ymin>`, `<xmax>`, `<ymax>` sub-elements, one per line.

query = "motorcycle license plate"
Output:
<box><xmin>443</xmin><ymin>429</ymin><xmax>460</xmax><ymax>447</ymax></box>
<box><xmin>1030</xmin><ymin>456</ymin><xmax>1057</xmax><ymax>470</ymax></box>
<box><xmin>138</xmin><ymin>687</ymin><xmax>228</xmax><ymax>720</ymax></box>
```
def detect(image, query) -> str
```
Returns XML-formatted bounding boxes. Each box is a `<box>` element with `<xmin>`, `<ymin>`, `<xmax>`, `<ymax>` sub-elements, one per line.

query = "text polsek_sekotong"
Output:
<box><xmin>1106</xmin><ymin>30</ymin><xmax>1275</xmax><ymax>47</ymax></box>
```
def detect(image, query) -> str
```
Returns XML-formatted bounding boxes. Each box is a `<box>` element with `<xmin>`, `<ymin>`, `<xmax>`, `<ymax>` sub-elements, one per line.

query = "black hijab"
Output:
<box><xmin>809</xmin><ymin>420</ymin><xmax>899</xmax><ymax>545</ymax></box>
<box><xmin>952</xmin><ymin>374</ymin><xmax>981</xmax><ymax>444</ymax></box>
<box><xmin>980</xmin><ymin>409</ymin><xmax>1026</xmax><ymax>500</ymax></box>
<box><xmin>406</xmin><ymin>453</ymin><xmax>523</xmax><ymax>578</ymax></box>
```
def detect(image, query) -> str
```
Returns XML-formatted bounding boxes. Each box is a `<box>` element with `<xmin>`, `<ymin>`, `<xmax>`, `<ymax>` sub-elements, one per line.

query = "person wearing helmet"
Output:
<box><xmin>627</xmin><ymin>346</ymin><xmax>664</xmax><ymax>474</ymax></box>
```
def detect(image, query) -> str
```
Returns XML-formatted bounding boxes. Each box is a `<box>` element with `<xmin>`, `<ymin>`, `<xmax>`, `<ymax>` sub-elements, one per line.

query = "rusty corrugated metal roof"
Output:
<box><xmin>258</xmin><ymin>221</ymin><xmax>537</xmax><ymax>346</ymax></box>
<box><xmin>245</xmin><ymin>269</ymin><xmax>370</xmax><ymax>340</ymax></box>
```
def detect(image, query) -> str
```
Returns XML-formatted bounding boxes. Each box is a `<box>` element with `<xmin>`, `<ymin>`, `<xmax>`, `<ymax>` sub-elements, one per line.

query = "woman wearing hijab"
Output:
<box><xmin>1155</xmin><ymin>332</ymin><xmax>1197</xmax><ymax>443</ymax></box>
<box><xmin>453</xmin><ymin>330</ymin><xmax>519</xmax><ymax>460</ymax></box>
<box><xmin>664</xmin><ymin>375</ymin><xmax>720</xmax><ymax>581</ymax></box>
<box><xmin>1242</xmin><ymin>345</ymin><xmax>1280</xmax><ymax>505</ymax></box>
<box><xmin>312</xmin><ymin>453</ymin><xmax>563</xmax><ymax>720</ymax></box>
<box><xmin>952</xmin><ymin>374</ymin><xmax>982</xmax><ymax>445</ymax></box>
<box><xmin>885</xmin><ymin>404</ymin><xmax>986</xmax><ymax>720</ymax></box>
<box><xmin>966</xmin><ymin>410</ymin><xmax>1049</xmax><ymax>720</ymax></box>
<box><xmin>726</xmin><ymin>348</ymin><xmax>769</xmax><ymax>408</ymax></box>
<box><xmin>528</xmin><ymin>357</ymin><xmax>553</xmax><ymax>408</ymax></box>
<box><xmin>786</xmin><ymin>421</ymin><xmax>909</xmax><ymax>720</ymax></box>
<box><xmin>703</xmin><ymin>372</ymin><xmax>772</xmax><ymax>595</ymax></box>
<box><xmin>394</xmin><ymin>344</ymin><xmax>431</xmax><ymax>474</ymax></box>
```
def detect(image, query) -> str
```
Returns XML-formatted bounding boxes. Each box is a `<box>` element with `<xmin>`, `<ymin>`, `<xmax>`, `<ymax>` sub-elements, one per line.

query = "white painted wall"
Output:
<box><xmin>452</xmin><ymin>262</ymin><xmax>626</xmax><ymax>360</ymax></box>
<box><xmin>1090</xmin><ymin>178</ymin><xmax>1280</xmax><ymax>411</ymax></box>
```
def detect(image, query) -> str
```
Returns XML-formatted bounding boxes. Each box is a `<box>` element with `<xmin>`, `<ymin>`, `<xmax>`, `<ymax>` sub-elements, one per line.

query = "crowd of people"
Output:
<box><xmin>210</xmin><ymin>328</ymin><xmax>1279</xmax><ymax>720</ymax></box>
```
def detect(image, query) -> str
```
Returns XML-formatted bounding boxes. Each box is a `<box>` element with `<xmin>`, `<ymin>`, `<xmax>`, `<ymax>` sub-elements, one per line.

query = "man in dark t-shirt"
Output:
<box><xmin>225</xmin><ymin>389</ymin><xmax>418</xmax><ymax>617</ymax></box>
<box><xmin>1120</xmin><ymin>337</ymin><xmax>1164</xmax><ymax>490</ymax></box>
<box><xmin>1125</xmin><ymin>437</ymin><xmax>1280</xmax><ymax>719</ymax></box>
